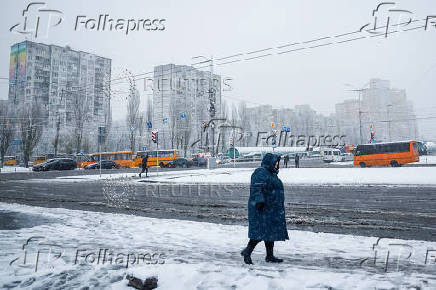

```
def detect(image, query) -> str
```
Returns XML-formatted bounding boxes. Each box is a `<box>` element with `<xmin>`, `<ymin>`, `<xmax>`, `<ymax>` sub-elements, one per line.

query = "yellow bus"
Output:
<box><xmin>3</xmin><ymin>156</ymin><xmax>18</xmax><ymax>166</ymax></box>
<box><xmin>32</xmin><ymin>156</ymin><xmax>47</xmax><ymax>165</ymax></box>
<box><xmin>75</xmin><ymin>154</ymin><xmax>94</xmax><ymax>168</ymax></box>
<box><xmin>354</xmin><ymin>140</ymin><xmax>419</xmax><ymax>167</ymax></box>
<box><xmin>133</xmin><ymin>149</ymin><xmax>180</xmax><ymax>168</ymax></box>
<box><xmin>92</xmin><ymin>151</ymin><xmax>134</xmax><ymax>168</ymax></box>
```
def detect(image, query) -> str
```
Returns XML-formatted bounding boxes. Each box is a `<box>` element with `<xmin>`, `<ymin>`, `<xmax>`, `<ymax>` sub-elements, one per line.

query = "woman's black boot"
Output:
<box><xmin>265</xmin><ymin>241</ymin><xmax>283</xmax><ymax>263</ymax></box>
<box><xmin>241</xmin><ymin>239</ymin><xmax>259</xmax><ymax>264</ymax></box>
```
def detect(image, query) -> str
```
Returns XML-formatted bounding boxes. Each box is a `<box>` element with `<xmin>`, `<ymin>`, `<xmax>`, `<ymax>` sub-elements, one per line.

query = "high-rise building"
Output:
<box><xmin>335</xmin><ymin>78</ymin><xmax>418</xmax><ymax>144</ymax></box>
<box><xmin>8</xmin><ymin>41</ymin><xmax>111</xmax><ymax>152</ymax></box>
<box><xmin>152</xmin><ymin>64</ymin><xmax>221</xmax><ymax>153</ymax></box>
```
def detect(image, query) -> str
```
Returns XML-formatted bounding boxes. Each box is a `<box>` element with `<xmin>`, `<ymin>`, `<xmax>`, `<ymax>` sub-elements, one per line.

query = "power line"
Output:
<box><xmin>4</xmin><ymin>17</ymin><xmax>432</xmax><ymax>98</ymax></box>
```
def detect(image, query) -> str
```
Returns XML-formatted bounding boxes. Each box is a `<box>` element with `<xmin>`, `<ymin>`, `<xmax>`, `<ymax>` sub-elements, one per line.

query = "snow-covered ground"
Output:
<box><xmin>143</xmin><ymin>167</ymin><xmax>436</xmax><ymax>186</ymax></box>
<box><xmin>0</xmin><ymin>166</ymin><xmax>32</xmax><ymax>173</ymax></box>
<box><xmin>329</xmin><ymin>161</ymin><xmax>354</xmax><ymax>166</ymax></box>
<box><xmin>413</xmin><ymin>155</ymin><xmax>436</xmax><ymax>165</ymax></box>
<box><xmin>41</xmin><ymin>166</ymin><xmax>436</xmax><ymax>186</ymax></box>
<box><xmin>1</xmin><ymin>202</ymin><xmax>435</xmax><ymax>289</ymax></box>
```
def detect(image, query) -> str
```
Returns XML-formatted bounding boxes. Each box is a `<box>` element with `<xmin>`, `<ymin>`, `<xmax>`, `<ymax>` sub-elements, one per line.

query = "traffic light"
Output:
<box><xmin>152</xmin><ymin>131</ymin><xmax>158</xmax><ymax>143</ymax></box>
<box><xmin>202</xmin><ymin>120</ymin><xmax>207</xmax><ymax>128</ymax></box>
<box><xmin>370</xmin><ymin>131</ymin><xmax>375</xmax><ymax>143</ymax></box>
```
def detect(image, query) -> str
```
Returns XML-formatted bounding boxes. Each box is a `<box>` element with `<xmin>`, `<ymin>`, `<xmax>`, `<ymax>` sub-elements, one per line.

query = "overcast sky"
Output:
<box><xmin>1</xmin><ymin>0</ymin><xmax>435</xmax><ymax>138</ymax></box>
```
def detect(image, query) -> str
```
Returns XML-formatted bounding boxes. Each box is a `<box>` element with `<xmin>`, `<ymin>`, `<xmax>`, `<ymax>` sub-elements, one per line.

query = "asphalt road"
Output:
<box><xmin>1</xmin><ymin>167</ymin><xmax>435</xmax><ymax>242</ymax></box>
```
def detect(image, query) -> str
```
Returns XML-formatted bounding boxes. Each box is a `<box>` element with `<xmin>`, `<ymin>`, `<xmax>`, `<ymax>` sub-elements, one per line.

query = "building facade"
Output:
<box><xmin>335</xmin><ymin>78</ymin><xmax>418</xmax><ymax>144</ymax></box>
<box><xmin>8</xmin><ymin>41</ymin><xmax>111</xmax><ymax>152</ymax></box>
<box><xmin>152</xmin><ymin>64</ymin><xmax>221</xmax><ymax>154</ymax></box>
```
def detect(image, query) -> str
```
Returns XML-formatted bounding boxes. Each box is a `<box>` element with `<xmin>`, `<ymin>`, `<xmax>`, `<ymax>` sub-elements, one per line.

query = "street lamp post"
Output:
<box><xmin>387</xmin><ymin>104</ymin><xmax>393</xmax><ymax>142</ymax></box>
<box><xmin>192</xmin><ymin>55</ymin><xmax>218</xmax><ymax>156</ymax></box>
<box><xmin>345</xmin><ymin>83</ymin><xmax>369</xmax><ymax>144</ymax></box>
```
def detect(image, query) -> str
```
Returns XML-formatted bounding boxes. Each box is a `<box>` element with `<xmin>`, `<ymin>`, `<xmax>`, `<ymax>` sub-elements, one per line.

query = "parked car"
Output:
<box><xmin>216</xmin><ymin>156</ymin><xmax>231</xmax><ymax>164</ymax></box>
<box><xmin>164</xmin><ymin>158</ymin><xmax>192</xmax><ymax>168</ymax></box>
<box><xmin>32</xmin><ymin>158</ymin><xmax>77</xmax><ymax>171</ymax></box>
<box><xmin>240</xmin><ymin>153</ymin><xmax>263</xmax><ymax>162</ymax></box>
<box><xmin>191</xmin><ymin>157</ymin><xmax>207</xmax><ymax>167</ymax></box>
<box><xmin>84</xmin><ymin>160</ymin><xmax>120</xmax><ymax>170</ymax></box>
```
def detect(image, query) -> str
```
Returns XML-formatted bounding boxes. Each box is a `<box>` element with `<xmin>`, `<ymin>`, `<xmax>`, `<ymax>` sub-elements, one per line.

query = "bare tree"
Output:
<box><xmin>70</xmin><ymin>88</ymin><xmax>89</xmax><ymax>153</ymax></box>
<box><xmin>19</xmin><ymin>101</ymin><xmax>43</xmax><ymax>167</ymax></box>
<box><xmin>137</xmin><ymin>113</ymin><xmax>145</xmax><ymax>151</ymax></box>
<box><xmin>179</xmin><ymin>113</ymin><xmax>192</xmax><ymax>157</ymax></box>
<box><xmin>145</xmin><ymin>96</ymin><xmax>153</xmax><ymax>150</ymax></box>
<box><xmin>53</xmin><ymin>113</ymin><xmax>61</xmax><ymax>156</ymax></box>
<box><xmin>103</xmin><ymin>99</ymin><xmax>112</xmax><ymax>152</ymax></box>
<box><xmin>126</xmin><ymin>71</ymin><xmax>140</xmax><ymax>152</ymax></box>
<box><xmin>0</xmin><ymin>104</ymin><xmax>15</xmax><ymax>167</ymax></box>
<box><xmin>168</xmin><ymin>100</ymin><xmax>178</xmax><ymax>149</ymax></box>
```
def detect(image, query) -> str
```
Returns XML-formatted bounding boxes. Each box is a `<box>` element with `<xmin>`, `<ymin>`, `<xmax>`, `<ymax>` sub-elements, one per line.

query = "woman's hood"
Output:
<box><xmin>261</xmin><ymin>153</ymin><xmax>280</xmax><ymax>172</ymax></box>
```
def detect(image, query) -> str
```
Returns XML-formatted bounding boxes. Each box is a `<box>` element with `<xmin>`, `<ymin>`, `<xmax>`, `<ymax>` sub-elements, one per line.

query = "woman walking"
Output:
<box><xmin>241</xmin><ymin>153</ymin><xmax>289</xmax><ymax>264</ymax></box>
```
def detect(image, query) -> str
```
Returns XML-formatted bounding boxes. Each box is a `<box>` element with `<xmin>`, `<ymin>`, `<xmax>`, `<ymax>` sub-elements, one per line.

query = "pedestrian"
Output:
<box><xmin>295</xmin><ymin>154</ymin><xmax>300</xmax><ymax>168</ymax></box>
<box><xmin>283</xmin><ymin>155</ymin><xmax>289</xmax><ymax>168</ymax></box>
<box><xmin>139</xmin><ymin>154</ymin><xmax>149</xmax><ymax>178</ymax></box>
<box><xmin>241</xmin><ymin>153</ymin><xmax>288</xmax><ymax>264</ymax></box>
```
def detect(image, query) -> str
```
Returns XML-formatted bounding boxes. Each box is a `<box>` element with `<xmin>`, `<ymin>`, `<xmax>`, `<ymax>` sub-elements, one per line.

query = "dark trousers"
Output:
<box><xmin>139</xmin><ymin>167</ymin><xmax>148</xmax><ymax>177</ymax></box>
<box><xmin>247</xmin><ymin>239</ymin><xmax>274</xmax><ymax>254</ymax></box>
<box><xmin>295</xmin><ymin>161</ymin><xmax>299</xmax><ymax>168</ymax></box>
<box><xmin>284</xmin><ymin>161</ymin><xmax>288</xmax><ymax>168</ymax></box>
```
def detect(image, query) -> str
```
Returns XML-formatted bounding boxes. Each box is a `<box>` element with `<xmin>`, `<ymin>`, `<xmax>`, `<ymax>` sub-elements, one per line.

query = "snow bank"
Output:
<box><xmin>43</xmin><ymin>166</ymin><xmax>436</xmax><ymax>186</ymax></box>
<box><xmin>413</xmin><ymin>155</ymin><xmax>436</xmax><ymax>165</ymax></box>
<box><xmin>145</xmin><ymin>167</ymin><xmax>436</xmax><ymax>186</ymax></box>
<box><xmin>0</xmin><ymin>203</ymin><xmax>434</xmax><ymax>289</ymax></box>
<box><xmin>0</xmin><ymin>166</ymin><xmax>32</xmax><ymax>173</ymax></box>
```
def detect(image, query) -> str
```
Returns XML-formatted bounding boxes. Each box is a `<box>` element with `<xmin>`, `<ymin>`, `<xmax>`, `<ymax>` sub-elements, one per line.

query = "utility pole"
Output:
<box><xmin>233</xmin><ymin>128</ymin><xmax>236</xmax><ymax>168</ymax></box>
<box><xmin>358</xmin><ymin>90</ymin><xmax>363</xmax><ymax>144</ymax></box>
<box><xmin>387</xmin><ymin>104</ymin><xmax>393</xmax><ymax>142</ymax></box>
<box><xmin>192</xmin><ymin>55</ymin><xmax>216</xmax><ymax>156</ymax></box>
<box><xmin>345</xmin><ymin>85</ymin><xmax>367</xmax><ymax>144</ymax></box>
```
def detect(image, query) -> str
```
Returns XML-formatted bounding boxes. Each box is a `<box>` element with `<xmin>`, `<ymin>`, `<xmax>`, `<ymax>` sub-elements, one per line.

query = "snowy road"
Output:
<box><xmin>0</xmin><ymin>203</ymin><xmax>435</xmax><ymax>289</ymax></box>
<box><xmin>1</xmin><ymin>170</ymin><xmax>436</xmax><ymax>241</ymax></box>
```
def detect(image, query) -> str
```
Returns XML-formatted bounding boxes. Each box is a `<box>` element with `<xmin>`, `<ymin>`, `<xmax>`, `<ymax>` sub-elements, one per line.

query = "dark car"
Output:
<box><xmin>165</xmin><ymin>158</ymin><xmax>192</xmax><ymax>168</ymax></box>
<box><xmin>84</xmin><ymin>160</ymin><xmax>120</xmax><ymax>170</ymax></box>
<box><xmin>32</xmin><ymin>158</ymin><xmax>77</xmax><ymax>171</ymax></box>
<box><xmin>191</xmin><ymin>157</ymin><xmax>207</xmax><ymax>167</ymax></box>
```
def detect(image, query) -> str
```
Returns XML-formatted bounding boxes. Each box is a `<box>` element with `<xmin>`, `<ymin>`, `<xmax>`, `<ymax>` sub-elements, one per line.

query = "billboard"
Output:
<box><xmin>8</xmin><ymin>42</ymin><xmax>27</xmax><ymax>103</ymax></box>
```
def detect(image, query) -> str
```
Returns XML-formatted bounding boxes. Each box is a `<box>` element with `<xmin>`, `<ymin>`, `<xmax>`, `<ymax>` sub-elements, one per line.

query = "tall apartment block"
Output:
<box><xmin>8</xmin><ymin>41</ymin><xmax>111</xmax><ymax>131</ymax></box>
<box><xmin>152</xmin><ymin>64</ymin><xmax>221</xmax><ymax>152</ymax></box>
<box><xmin>335</xmin><ymin>78</ymin><xmax>417</xmax><ymax>144</ymax></box>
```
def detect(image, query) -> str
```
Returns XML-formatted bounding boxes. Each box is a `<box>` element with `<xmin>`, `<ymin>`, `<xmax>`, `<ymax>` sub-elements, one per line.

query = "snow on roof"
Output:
<box><xmin>235</xmin><ymin>147</ymin><xmax>307</xmax><ymax>154</ymax></box>
<box><xmin>358</xmin><ymin>140</ymin><xmax>415</xmax><ymax>146</ymax></box>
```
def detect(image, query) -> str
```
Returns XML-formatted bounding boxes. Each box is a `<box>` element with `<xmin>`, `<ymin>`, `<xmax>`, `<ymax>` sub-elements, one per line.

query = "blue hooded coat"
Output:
<box><xmin>248</xmin><ymin>153</ymin><xmax>289</xmax><ymax>241</ymax></box>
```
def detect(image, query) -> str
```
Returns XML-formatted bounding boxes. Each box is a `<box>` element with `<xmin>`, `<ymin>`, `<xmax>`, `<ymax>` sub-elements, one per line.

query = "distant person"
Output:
<box><xmin>283</xmin><ymin>155</ymin><xmax>289</xmax><ymax>168</ymax></box>
<box><xmin>139</xmin><ymin>154</ymin><xmax>149</xmax><ymax>178</ymax></box>
<box><xmin>241</xmin><ymin>153</ymin><xmax>288</xmax><ymax>264</ymax></box>
<box><xmin>295</xmin><ymin>154</ymin><xmax>300</xmax><ymax>168</ymax></box>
